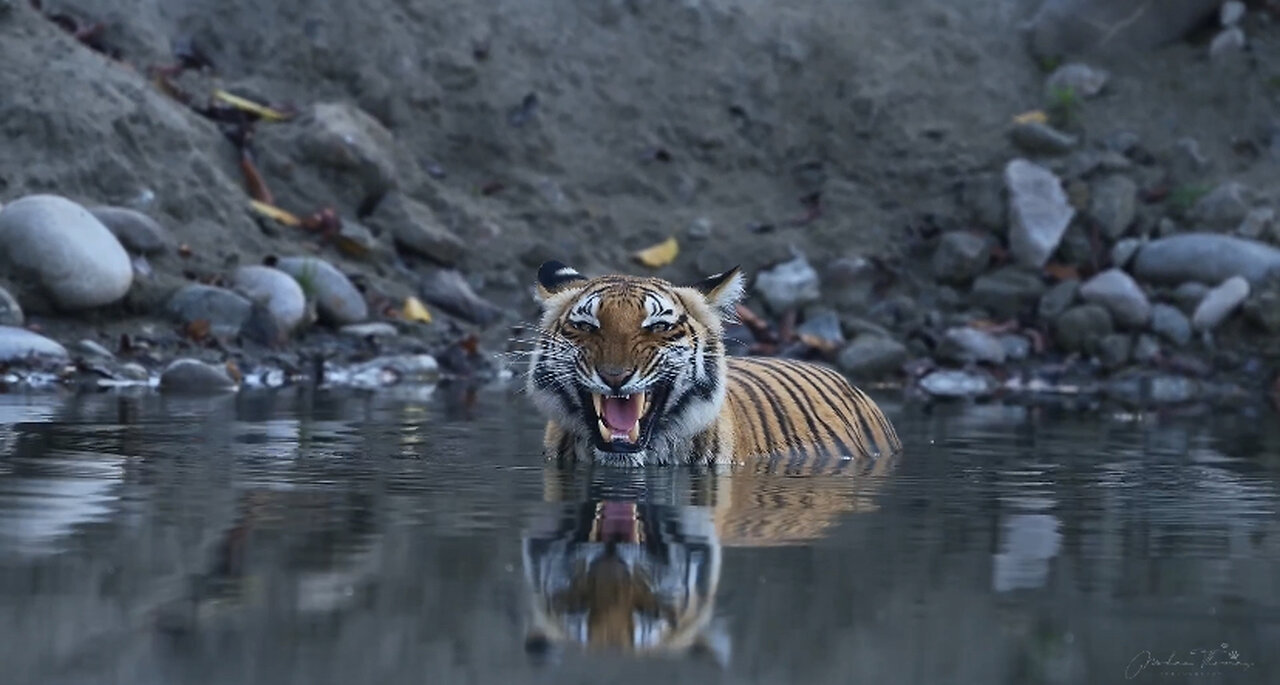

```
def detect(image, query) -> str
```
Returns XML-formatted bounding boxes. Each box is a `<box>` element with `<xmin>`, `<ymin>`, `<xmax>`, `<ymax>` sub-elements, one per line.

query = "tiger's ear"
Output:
<box><xmin>535</xmin><ymin>261</ymin><xmax>588</xmax><ymax>302</ymax></box>
<box><xmin>691</xmin><ymin>266</ymin><xmax>745</xmax><ymax>317</ymax></box>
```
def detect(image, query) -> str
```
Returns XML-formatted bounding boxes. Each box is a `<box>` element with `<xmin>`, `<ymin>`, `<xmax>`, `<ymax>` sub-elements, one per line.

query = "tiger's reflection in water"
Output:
<box><xmin>520</xmin><ymin>454</ymin><xmax>896</xmax><ymax>664</ymax></box>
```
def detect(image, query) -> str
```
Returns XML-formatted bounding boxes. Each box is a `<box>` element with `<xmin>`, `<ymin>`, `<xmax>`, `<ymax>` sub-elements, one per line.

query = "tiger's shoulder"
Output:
<box><xmin>718</xmin><ymin>356</ymin><xmax>902</xmax><ymax>462</ymax></box>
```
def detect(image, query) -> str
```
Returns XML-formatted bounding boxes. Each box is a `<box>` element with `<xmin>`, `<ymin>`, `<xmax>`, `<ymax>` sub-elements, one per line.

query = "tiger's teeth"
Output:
<box><xmin>627</xmin><ymin>423</ymin><xmax>640</xmax><ymax>442</ymax></box>
<box><xmin>598</xmin><ymin>418</ymin><xmax>612</xmax><ymax>443</ymax></box>
<box><xmin>592</xmin><ymin>393</ymin><xmax>603</xmax><ymax>417</ymax></box>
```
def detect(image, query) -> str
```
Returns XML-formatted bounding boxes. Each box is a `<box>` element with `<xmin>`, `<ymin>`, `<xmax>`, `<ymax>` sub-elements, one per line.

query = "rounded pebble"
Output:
<box><xmin>0</xmin><ymin>285</ymin><xmax>23</xmax><ymax>326</ymax></box>
<box><xmin>87</xmin><ymin>206</ymin><xmax>174</xmax><ymax>254</ymax></box>
<box><xmin>0</xmin><ymin>195</ymin><xmax>133</xmax><ymax>309</ymax></box>
<box><xmin>274</xmin><ymin>257</ymin><xmax>369</xmax><ymax>325</ymax></box>
<box><xmin>0</xmin><ymin>325</ymin><xmax>67</xmax><ymax>361</ymax></box>
<box><xmin>159</xmin><ymin>358</ymin><xmax>238</xmax><ymax>394</ymax></box>
<box><xmin>1192</xmin><ymin>276</ymin><xmax>1250</xmax><ymax>332</ymax></box>
<box><xmin>232</xmin><ymin>266</ymin><xmax>308</xmax><ymax>333</ymax></box>
<box><xmin>166</xmin><ymin>284</ymin><xmax>253</xmax><ymax>337</ymax></box>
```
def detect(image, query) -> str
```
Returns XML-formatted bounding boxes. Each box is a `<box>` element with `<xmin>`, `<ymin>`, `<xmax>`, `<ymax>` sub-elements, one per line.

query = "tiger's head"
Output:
<box><xmin>526</xmin><ymin>261</ymin><xmax>746</xmax><ymax>466</ymax></box>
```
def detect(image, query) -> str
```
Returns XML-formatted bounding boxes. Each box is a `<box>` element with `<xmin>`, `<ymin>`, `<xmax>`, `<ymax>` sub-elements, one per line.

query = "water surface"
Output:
<box><xmin>1</xmin><ymin>386</ymin><xmax>1277</xmax><ymax>685</ymax></box>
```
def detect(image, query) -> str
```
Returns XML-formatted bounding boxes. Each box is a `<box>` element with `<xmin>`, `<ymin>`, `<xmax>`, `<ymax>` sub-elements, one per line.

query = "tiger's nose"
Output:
<box><xmin>597</xmin><ymin>365</ymin><xmax>634</xmax><ymax>391</ymax></box>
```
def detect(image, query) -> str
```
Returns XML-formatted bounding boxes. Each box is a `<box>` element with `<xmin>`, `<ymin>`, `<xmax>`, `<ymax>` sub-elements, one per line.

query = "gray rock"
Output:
<box><xmin>1110</xmin><ymin>238</ymin><xmax>1142</xmax><ymax>269</ymax></box>
<box><xmin>1079</xmin><ymin>269</ymin><xmax>1151</xmax><ymax>327</ymax></box>
<box><xmin>1131</xmin><ymin>234</ymin><xmax>1280</xmax><ymax>286</ymax></box>
<box><xmin>0</xmin><ymin>285</ymin><xmax>22</xmax><ymax>326</ymax></box>
<box><xmin>72</xmin><ymin>339</ymin><xmax>115</xmax><ymax>360</ymax></box>
<box><xmin>118</xmin><ymin>362</ymin><xmax>150</xmax><ymax>381</ymax></box>
<box><xmin>971</xmin><ymin>267</ymin><xmax>1047</xmax><ymax>318</ymax></box>
<box><xmin>1149</xmin><ymin>304</ymin><xmax>1192</xmax><ymax>346</ymax></box>
<box><xmin>346</xmin><ymin>354</ymin><xmax>440</xmax><ymax>388</ymax></box>
<box><xmin>232</xmin><ymin>266</ymin><xmax>308</xmax><ymax>334</ymax></box>
<box><xmin>297</xmin><ymin>102</ymin><xmax>398</xmax><ymax>202</ymax></box>
<box><xmin>166</xmin><ymin>284</ymin><xmax>253</xmax><ymax>337</ymax></box>
<box><xmin>686</xmin><ymin>217</ymin><xmax>713</xmax><ymax>241</ymax></box>
<box><xmin>960</xmin><ymin>173</ymin><xmax>1006</xmax><ymax>230</ymax></box>
<box><xmin>369</xmin><ymin>193</ymin><xmax>466</xmax><ymax>265</ymax></box>
<box><xmin>931</xmin><ymin>232</ymin><xmax>991</xmax><ymax>285</ymax></box>
<box><xmin>1009</xmin><ymin>122</ymin><xmax>1078</xmax><ymax>155</ymax></box>
<box><xmin>1209</xmin><ymin>27</ymin><xmax>1246</xmax><ymax>59</ymax></box>
<box><xmin>1096</xmin><ymin>334</ymin><xmax>1132</xmax><ymax>370</ymax></box>
<box><xmin>999</xmin><ymin>334</ymin><xmax>1032</xmax><ymax>361</ymax></box>
<box><xmin>1089</xmin><ymin>175</ymin><xmax>1137</xmax><ymax>239</ymax></box>
<box><xmin>1105</xmin><ymin>372</ymin><xmax>1200</xmax><ymax>406</ymax></box>
<box><xmin>0</xmin><ymin>326</ymin><xmax>67</xmax><ymax>361</ymax></box>
<box><xmin>1220</xmin><ymin>1</ymin><xmax>1246</xmax><ymax>26</ymax></box>
<box><xmin>275</xmin><ymin>257</ymin><xmax>369</xmax><ymax>325</ymax></box>
<box><xmin>918</xmin><ymin>369</ymin><xmax>996</xmax><ymax>398</ymax></box>
<box><xmin>1172</xmin><ymin>282</ymin><xmax>1212</xmax><ymax>312</ymax></box>
<box><xmin>340</xmin><ymin>322</ymin><xmax>400</xmax><ymax>338</ymax></box>
<box><xmin>1235</xmin><ymin>207</ymin><xmax>1275</xmax><ymax>241</ymax></box>
<box><xmin>836</xmin><ymin>335</ymin><xmax>907</xmax><ymax>380</ymax></box>
<box><xmin>1190</xmin><ymin>181</ymin><xmax>1251</xmax><ymax>228</ymax></box>
<box><xmin>796</xmin><ymin>308</ymin><xmax>844</xmax><ymax>348</ymax></box>
<box><xmin>1045</xmin><ymin>62</ymin><xmax>1110</xmax><ymax>98</ymax></box>
<box><xmin>419</xmin><ymin>269</ymin><xmax>503</xmax><ymax>326</ymax></box>
<box><xmin>1025</xmin><ymin>0</ymin><xmax>1222</xmax><ymax>58</ymax></box>
<box><xmin>0</xmin><ymin>195</ymin><xmax>133</xmax><ymax>309</ymax></box>
<box><xmin>1132</xmin><ymin>334</ymin><xmax>1161</xmax><ymax>364</ymax></box>
<box><xmin>938</xmin><ymin>327</ymin><xmax>1007</xmax><ymax>365</ymax></box>
<box><xmin>1054</xmin><ymin>304</ymin><xmax>1113</xmax><ymax>354</ymax></box>
<box><xmin>87</xmin><ymin>206</ymin><xmax>173</xmax><ymax>254</ymax></box>
<box><xmin>1192</xmin><ymin>275</ymin><xmax>1249</xmax><ymax>331</ymax></box>
<box><xmin>1104</xmin><ymin>130</ymin><xmax>1140</xmax><ymax>155</ymax></box>
<box><xmin>158</xmin><ymin>358</ymin><xmax>238</xmax><ymax>394</ymax></box>
<box><xmin>1244</xmin><ymin>278</ymin><xmax>1280</xmax><ymax>333</ymax></box>
<box><xmin>754</xmin><ymin>253</ymin><xmax>820</xmax><ymax>313</ymax></box>
<box><xmin>1038</xmin><ymin>279</ymin><xmax>1080</xmax><ymax>320</ymax></box>
<box><xmin>1005</xmin><ymin>159</ymin><xmax>1075</xmax><ymax>268</ymax></box>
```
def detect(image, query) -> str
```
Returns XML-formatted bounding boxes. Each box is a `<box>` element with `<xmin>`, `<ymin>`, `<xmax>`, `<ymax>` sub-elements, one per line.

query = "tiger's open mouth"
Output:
<box><xmin>582</xmin><ymin>384</ymin><xmax>670</xmax><ymax>453</ymax></box>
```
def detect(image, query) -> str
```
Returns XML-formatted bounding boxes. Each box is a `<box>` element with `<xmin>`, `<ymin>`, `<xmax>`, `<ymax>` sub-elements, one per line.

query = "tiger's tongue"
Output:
<box><xmin>602</xmin><ymin>394</ymin><xmax>642</xmax><ymax>432</ymax></box>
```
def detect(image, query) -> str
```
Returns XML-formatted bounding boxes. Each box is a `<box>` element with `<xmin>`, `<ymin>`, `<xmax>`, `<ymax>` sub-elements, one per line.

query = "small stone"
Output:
<box><xmin>1221</xmin><ymin>0</ymin><xmax>1246</xmax><ymax>26</ymax></box>
<box><xmin>931</xmin><ymin>232</ymin><xmax>991</xmax><ymax>285</ymax></box>
<box><xmin>1172</xmin><ymin>282</ymin><xmax>1212</xmax><ymax>313</ymax></box>
<box><xmin>1104</xmin><ymin>131</ymin><xmax>1140</xmax><ymax>155</ymax></box>
<box><xmin>1080</xmin><ymin>269</ymin><xmax>1151</xmax><ymax>328</ymax></box>
<box><xmin>1109</xmin><ymin>239</ymin><xmax>1141</xmax><ymax>269</ymax></box>
<box><xmin>419</xmin><ymin>269</ymin><xmax>503</xmax><ymax>326</ymax></box>
<box><xmin>1009</xmin><ymin>122</ymin><xmax>1078</xmax><ymax>155</ymax></box>
<box><xmin>1132</xmin><ymin>334</ymin><xmax>1161</xmax><ymax>364</ymax></box>
<box><xmin>938</xmin><ymin>326</ymin><xmax>1007</xmax><ymax>365</ymax></box>
<box><xmin>1235</xmin><ymin>207</ymin><xmax>1275</xmax><ymax>240</ymax></box>
<box><xmin>0</xmin><ymin>195</ymin><xmax>133</xmax><ymax>309</ymax></box>
<box><xmin>971</xmin><ymin>267</ymin><xmax>1047</xmax><ymax>318</ymax></box>
<box><xmin>118</xmin><ymin>362</ymin><xmax>149</xmax><ymax>381</ymax></box>
<box><xmin>754</xmin><ymin>253</ymin><xmax>820</xmax><ymax>313</ymax></box>
<box><xmin>1209</xmin><ymin>27</ymin><xmax>1246</xmax><ymax>59</ymax></box>
<box><xmin>0</xmin><ymin>325</ymin><xmax>67</xmax><ymax>361</ymax></box>
<box><xmin>0</xmin><ymin>285</ymin><xmax>22</xmax><ymax>326</ymax></box>
<box><xmin>1173</xmin><ymin>138</ymin><xmax>1211</xmax><ymax>177</ymax></box>
<box><xmin>1105</xmin><ymin>372</ymin><xmax>1199</xmax><ymax>406</ymax></box>
<box><xmin>918</xmin><ymin>369</ymin><xmax>996</xmax><ymax>398</ymax></box>
<box><xmin>1192</xmin><ymin>275</ymin><xmax>1249</xmax><ymax>331</ymax></box>
<box><xmin>232</xmin><ymin>266</ymin><xmax>309</xmax><ymax>334</ymax></box>
<box><xmin>1156</xmin><ymin>217</ymin><xmax>1180</xmax><ymax>237</ymax></box>
<box><xmin>1190</xmin><ymin>181</ymin><xmax>1251</xmax><ymax>228</ymax></box>
<box><xmin>1149</xmin><ymin>304</ymin><xmax>1192</xmax><ymax>346</ymax></box>
<box><xmin>1054</xmin><ymin>304</ymin><xmax>1113</xmax><ymax>354</ymax></box>
<box><xmin>158</xmin><ymin>358</ymin><xmax>238</xmax><ymax>394</ymax></box>
<box><xmin>796</xmin><ymin>308</ymin><xmax>844</xmax><ymax>348</ymax></box>
<box><xmin>87</xmin><ymin>206</ymin><xmax>173</xmax><ymax>254</ymax></box>
<box><xmin>346</xmin><ymin>354</ymin><xmax>440</xmax><ymax>388</ymax></box>
<box><xmin>1096</xmin><ymin>334</ymin><xmax>1132</xmax><ymax>370</ymax></box>
<box><xmin>1244</xmin><ymin>277</ymin><xmax>1280</xmax><ymax>333</ymax></box>
<box><xmin>998</xmin><ymin>334</ymin><xmax>1032</xmax><ymax>361</ymax></box>
<box><xmin>274</xmin><ymin>257</ymin><xmax>369</xmax><ymax>325</ymax></box>
<box><xmin>166</xmin><ymin>284</ymin><xmax>253</xmax><ymax>337</ymax></box>
<box><xmin>1089</xmin><ymin>175</ymin><xmax>1137</xmax><ymax>240</ymax></box>
<box><xmin>72</xmin><ymin>339</ymin><xmax>115</xmax><ymax>360</ymax></box>
<box><xmin>1131</xmin><ymin>233</ymin><xmax>1280</xmax><ymax>286</ymax></box>
<box><xmin>1005</xmin><ymin>159</ymin><xmax>1076</xmax><ymax>268</ymax></box>
<box><xmin>836</xmin><ymin>335</ymin><xmax>907</xmax><ymax>380</ymax></box>
<box><xmin>368</xmin><ymin>193</ymin><xmax>466</xmax><ymax>265</ymax></box>
<box><xmin>687</xmin><ymin>217</ymin><xmax>713</xmax><ymax>241</ymax></box>
<box><xmin>1038</xmin><ymin>280</ymin><xmax>1080</xmax><ymax>321</ymax></box>
<box><xmin>960</xmin><ymin>173</ymin><xmax>1006</xmax><ymax>230</ymax></box>
<box><xmin>340</xmin><ymin>322</ymin><xmax>399</xmax><ymax>338</ymax></box>
<box><xmin>296</xmin><ymin>102</ymin><xmax>398</xmax><ymax>201</ymax></box>
<box><xmin>1045</xmin><ymin>63</ymin><xmax>1109</xmax><ymax>99</ymax></box>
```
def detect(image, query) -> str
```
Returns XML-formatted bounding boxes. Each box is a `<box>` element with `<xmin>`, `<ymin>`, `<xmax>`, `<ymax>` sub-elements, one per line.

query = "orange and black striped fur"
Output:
<box><xmin>526</xmin><ymin>261</ymin><xmax>902</xmax><ymax>467</ymax></box>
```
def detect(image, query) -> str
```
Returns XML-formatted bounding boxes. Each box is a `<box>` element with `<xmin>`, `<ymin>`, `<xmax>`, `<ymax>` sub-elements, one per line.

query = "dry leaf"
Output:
<box><xmin>1013</xmin><ymin>109</ymin><xmax>1048</xmax><ymax>125</ymax></box>
<box><xmin>225</xmin><ymin>360</ymin><xmax>243</xmax><ymax>384</ymax></box>
<box><xmin>1043</xmin><ymin>262</ymin><xmax>1079</xmax><ymax>282</ymax></box>
<box><xmin>403</xmin><ymin>296</ymin><xmax>432</xmax><ymax>323</ymax></box>
<box><xmin>249</xmin><ymin>200</ymin><xmax>301</xmax><ymax>226</ymax></box>
<box><xmin>633</xmin><ymin>236</ymin><xmax>679</xmax><ymax>268</ymax></box>
<box><xmin>212</xmin><ymin>89</ymin><xmax>292</xmax><ymax>122</ymax></box>
<box><xmin>184</xmin><ymin>319</ymin><xmax>211</xmax><ymax>342</ymax></box>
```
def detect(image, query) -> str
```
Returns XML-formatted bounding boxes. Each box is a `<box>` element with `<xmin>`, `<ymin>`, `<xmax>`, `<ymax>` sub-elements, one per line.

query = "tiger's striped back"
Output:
<box><xmin>723</xmin><ymin>357</ymin><xmax>901</xmax><ymax>463</ymax></box>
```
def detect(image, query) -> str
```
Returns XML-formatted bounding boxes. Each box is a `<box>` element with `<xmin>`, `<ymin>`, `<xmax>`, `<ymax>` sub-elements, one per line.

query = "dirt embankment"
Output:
<box><xmin>1</xmin><ymin>0</ymin><xmax>1279</xmax><ymax>403</ymax></box>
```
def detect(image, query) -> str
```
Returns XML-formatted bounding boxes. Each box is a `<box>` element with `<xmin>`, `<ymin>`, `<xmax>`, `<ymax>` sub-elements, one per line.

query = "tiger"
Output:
<box><xmin>525</xmin><ymin>260</ymin><xmax>903</xmax><ymax>467</ymax></box>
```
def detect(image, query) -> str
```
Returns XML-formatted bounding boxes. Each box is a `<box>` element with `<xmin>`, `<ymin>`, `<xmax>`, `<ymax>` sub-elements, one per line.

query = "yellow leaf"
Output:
<box><xmin>248</xmin><ymin>200</ymin><xmax>301</xmax><ymax>226</ymax></box>
<box><xmin>403</xmin><ymin>296</ymin><xmax>432</xmax><ymax>323</ymax></box>
<box><xmin>213</xmin><ymin>89</ymin><xmax>292</xmax><ymax>122</ymax></box>
<box><xmin>633</xmin><ymin>236</ymin><xmax>679</xmax><ymax>268</ymax></box>
<box><xmin>1013</xmin><ymin>109</ymin><xmax>1048</xmax><ymax>125</ymax></box>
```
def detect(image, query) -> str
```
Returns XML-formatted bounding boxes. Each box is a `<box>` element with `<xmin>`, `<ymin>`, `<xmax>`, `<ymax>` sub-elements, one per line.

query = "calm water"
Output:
<box><xmin>1</xmin><ymin>384</ymin><xmax>1277</xmax><ymax>685</ymax></box>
